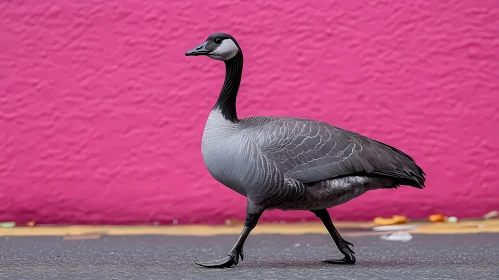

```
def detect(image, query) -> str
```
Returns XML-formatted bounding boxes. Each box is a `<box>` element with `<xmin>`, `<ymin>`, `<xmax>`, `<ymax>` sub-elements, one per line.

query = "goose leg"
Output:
<box><xmin>196</xmin><ymin>209</ymin><xmax>263</xmax><ymax>268</ymax></box>
<box><xmin>311</xmin><ymin>209</ymin><xmax>356</xmax><ymax>265</ymax></box>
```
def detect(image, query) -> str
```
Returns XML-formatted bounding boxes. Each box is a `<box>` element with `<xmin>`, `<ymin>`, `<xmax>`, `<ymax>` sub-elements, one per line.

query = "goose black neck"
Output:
<box><xmin>214</xmin><ymin>52</ymin><xmax>243</xmax><ymax>122</ymax></box>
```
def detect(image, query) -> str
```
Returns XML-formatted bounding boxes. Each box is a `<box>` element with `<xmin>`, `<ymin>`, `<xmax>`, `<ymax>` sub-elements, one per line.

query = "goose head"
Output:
<box><xmin>185</xmin><ymin>32</ymin><xmax>240</xmax><ymax>61</ymax></box>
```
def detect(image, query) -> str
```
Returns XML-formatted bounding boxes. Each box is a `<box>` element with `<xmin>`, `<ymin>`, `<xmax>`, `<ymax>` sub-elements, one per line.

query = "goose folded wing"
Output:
<box><xmin>256</xmin><ymin>118</ymin><xmax>425</xmax><ymax>186</ymax></box>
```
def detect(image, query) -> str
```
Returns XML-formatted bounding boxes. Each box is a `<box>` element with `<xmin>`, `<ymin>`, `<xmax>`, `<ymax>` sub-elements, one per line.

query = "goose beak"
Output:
<box><xmin>185</xmin><ymin>41</ymin><xmax>210</xmax><ymax>56</ymax></box>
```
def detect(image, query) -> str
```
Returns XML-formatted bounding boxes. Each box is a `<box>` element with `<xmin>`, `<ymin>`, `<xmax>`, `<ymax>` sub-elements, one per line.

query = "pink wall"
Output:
<box><xmin>1</xmin><ymin>1</ymin><xmax>498</xmax><ymax>225</ymax></box>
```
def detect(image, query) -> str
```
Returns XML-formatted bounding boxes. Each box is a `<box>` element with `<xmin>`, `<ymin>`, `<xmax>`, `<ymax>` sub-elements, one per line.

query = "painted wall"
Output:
<box><xmin>1</xmin><ymin>0</ymin><xmax>498</xmax><ymax>225</ymax></box>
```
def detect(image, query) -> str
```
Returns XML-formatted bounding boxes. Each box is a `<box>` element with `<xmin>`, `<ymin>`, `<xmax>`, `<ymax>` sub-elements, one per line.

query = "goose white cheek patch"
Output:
<box><xmin>209</xmin><ymin>39</ymin><xmax>239</xmax><ymax>61</ymax></box>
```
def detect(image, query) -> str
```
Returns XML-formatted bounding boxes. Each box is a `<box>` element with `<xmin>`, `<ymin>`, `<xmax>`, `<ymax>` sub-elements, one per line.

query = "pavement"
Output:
<box><xmin>1</xmin><ymin>231</ymin><xmax>498</xmax><ymax>280</ymax></box>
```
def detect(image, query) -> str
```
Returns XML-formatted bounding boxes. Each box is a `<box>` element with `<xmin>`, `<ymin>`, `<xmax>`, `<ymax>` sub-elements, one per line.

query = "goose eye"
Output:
<box><xmin>214</xmin><ymin>38</ymin><xmax>222</xmax><ymax>44</ymax></box>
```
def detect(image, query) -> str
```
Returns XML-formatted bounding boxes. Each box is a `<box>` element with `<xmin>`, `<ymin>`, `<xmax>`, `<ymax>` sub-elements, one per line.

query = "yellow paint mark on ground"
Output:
<box><xmin>63</xmin><ymin>233</ymin><xmax>105</xmax><ymax>240</ymax></box>
<box><xmin>0</xmin><ymin>220</ymin><xmax>497</xmax><ymax>237</ymax></box>
<box><xmin>410</xmin><ymin>220</ymin><xmax>499</xmax><ymax>234</ymax></box>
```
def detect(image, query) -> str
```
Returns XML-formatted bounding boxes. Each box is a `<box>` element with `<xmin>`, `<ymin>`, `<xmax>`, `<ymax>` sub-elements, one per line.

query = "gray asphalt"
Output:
<box><xmin>1</xmin><ymin>233</ymin><xmax>498</xmax><ymax>280</ymax></box>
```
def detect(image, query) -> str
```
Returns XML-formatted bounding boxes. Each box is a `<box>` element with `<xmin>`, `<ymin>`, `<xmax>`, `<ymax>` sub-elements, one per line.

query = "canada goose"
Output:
<box><xmin>185</xmin><ymin>32</ymin><xmax>425</xmax><ymax>268</ymax></box>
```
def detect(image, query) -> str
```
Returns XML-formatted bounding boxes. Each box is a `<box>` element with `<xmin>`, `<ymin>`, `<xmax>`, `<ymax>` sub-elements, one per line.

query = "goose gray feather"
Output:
<box><xmin>186</xmin><ymin>32</ymin><xmax>426</xmax><ymax>268</ymax></box>
<box><xmin>242</xmin><ymin>116</ymin><xmax>424</xmax><ymax>187</ymax></box>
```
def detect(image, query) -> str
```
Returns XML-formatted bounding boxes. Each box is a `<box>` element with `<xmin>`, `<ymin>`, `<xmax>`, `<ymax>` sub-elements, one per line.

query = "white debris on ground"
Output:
<box><xmin>372</xmin><ymin>225</ymin><xmax>418</xmax><ymax>232</ymax></box>
<box><xmin>484</xmin><ymin>211</ymin><xmax>498</xmax><ymax>219</ymax></box>
<box><xmin>446</xmin><ymin>216</ymin><xmax>458</xmax><ymax>223</ymax></box>
<box><xmin>0</xmin><ymin>222</ymin><xmax>16</xmax><ymax>228</ymax></box>
<box><xmin>380</xmin><ymin>231</ymin><xmax>413</xmax><ymax>242</ymax></box>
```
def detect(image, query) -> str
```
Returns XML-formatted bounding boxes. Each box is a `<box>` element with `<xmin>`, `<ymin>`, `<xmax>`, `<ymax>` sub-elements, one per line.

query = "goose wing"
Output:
<box><xmin>246</xmin><ymin>117</ymin><xmax>425</xmax><ymax>188</ymax></box>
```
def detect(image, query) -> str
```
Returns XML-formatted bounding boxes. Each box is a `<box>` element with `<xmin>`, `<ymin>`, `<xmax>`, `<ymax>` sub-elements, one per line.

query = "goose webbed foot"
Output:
<box><xmin>324</xmin><ymin>257</ymin><xmax>356</xmax><ymax>265</ymax></box>
<box><xmin>324</xmin><ymin>239</ymin><xmax>356</xmax><ymax>264</ymax></box>
<box><xmin>195</xmin><ymin>247</ymin><xmax>243</xmax><ymax>268</ymax></box>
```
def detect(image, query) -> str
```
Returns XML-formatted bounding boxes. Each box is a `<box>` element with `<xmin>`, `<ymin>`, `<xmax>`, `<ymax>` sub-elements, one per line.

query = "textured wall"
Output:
<box><xmin>1</xmin><ymin>0</ymin><xmax>498</xmax><ymax>225</ymax></box>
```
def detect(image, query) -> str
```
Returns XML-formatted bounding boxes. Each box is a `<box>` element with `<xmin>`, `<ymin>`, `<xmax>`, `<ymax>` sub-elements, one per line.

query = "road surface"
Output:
<box><xmin>1</xmin><ymin>233</ymin><xmax>498</xmax><ymax>279</ymax></box>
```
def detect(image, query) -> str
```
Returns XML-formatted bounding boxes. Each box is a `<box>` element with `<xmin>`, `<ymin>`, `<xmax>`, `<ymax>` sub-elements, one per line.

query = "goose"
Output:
<box><xmin>185</xmin><ymin>32</ymin><xmax>425</xmax><ymax>268</ymax></box>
